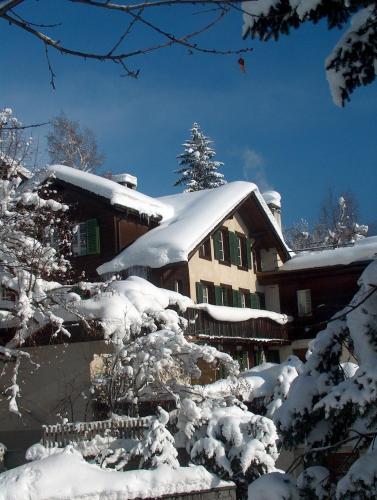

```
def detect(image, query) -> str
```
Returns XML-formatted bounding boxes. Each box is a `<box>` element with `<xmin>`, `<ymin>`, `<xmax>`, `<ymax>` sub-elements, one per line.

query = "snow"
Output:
<box><xmin>0</xmin><ymin>447</ymin><xmax>232</xmax><ymax>500</ymax></box>
<box><xmin>279</xmin><ymin>236</ymin><xmax>377</xmax><ymax>271</ymax></box>
<box><xmin>262</xmin><ymin>190</ymin><xmax>281</xmax><ymax>209</ymax></box>
<box><xmin>195</xmin><ymin>357</ymin><xmax>303</xmax><ymax>420</ymax></box>
<box><xmin>248</xmin><ymin>472</ymin><xmax>299</xmax><ymax>500</ymax></box>
<box><xmin>59</xmin><ymin>276</ymin><xmax>194</xmax><ymax>343</ymax></box>
<box><xmin>326</xmin><ymin>6</ymin><xmax>377</xmax><ymax>107</ymax></box>
<box><xmin>47</xmin><ymin>165</ymin><xmax>169</xmax><ymax>219</ymax></box>
<box><xmin>97</xmin><ymin>181</ymin><xmax>289</xmax><ymax>274</ymax></box>
<box><xmin>193</xmin><ymin>303</ymin><xmax>288</xmax><ymax>325</ymax></box>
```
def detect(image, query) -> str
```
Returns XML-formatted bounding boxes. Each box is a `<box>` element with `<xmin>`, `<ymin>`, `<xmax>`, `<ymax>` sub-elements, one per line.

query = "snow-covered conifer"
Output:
<box><xmin>190</xmin><ymin>404</ymin><xmax>279</xmax><ymax>498</ymax></box>
<box><xmin>132</xmin><ymin>407</ymin><xmax>179</xmax><ymax>470</ymax></box>
<box><xmin>174</xmin><ymin>123</ymin><xmax>226</xmax><ymax>192</ymax></box>
<box><xmin>268</xmin><ymin>260</ymin><xmax>377</xmax><ymax>498</ymax></box>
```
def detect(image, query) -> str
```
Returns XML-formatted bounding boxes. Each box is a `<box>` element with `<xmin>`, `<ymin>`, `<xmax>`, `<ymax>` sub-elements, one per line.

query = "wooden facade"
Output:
<box><xmin>258</xmin><ymin>261</ymin><xmax>369</xmax><ymax>341</ymax></box>
<box><xmin>51</xmin><ymin>179</ymin><xmax>157</xmax><ymax>281</ymax></box>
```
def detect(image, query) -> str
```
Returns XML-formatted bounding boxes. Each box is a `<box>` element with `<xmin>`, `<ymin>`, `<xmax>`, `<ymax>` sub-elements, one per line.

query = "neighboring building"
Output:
<box><xmin>258</xmin><ymin>237</ymin><xmax>377</xmax><ymax>360</ymax></box>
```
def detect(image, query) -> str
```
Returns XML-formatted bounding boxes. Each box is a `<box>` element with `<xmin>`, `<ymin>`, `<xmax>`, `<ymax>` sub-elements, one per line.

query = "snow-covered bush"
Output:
<box><xmin>0</xmin><ymin>107</ymin><xmax>71</xmax><ymax>414</ymax></box>
<box><xmin>88</xmin><ymin>277</ymin><xmax>239</xmax><ymax>416</ymax></box>
<box><xmin>273</xmin><ymin>260</ymin><xmax>377</xmax><ymax>498</ymax></box>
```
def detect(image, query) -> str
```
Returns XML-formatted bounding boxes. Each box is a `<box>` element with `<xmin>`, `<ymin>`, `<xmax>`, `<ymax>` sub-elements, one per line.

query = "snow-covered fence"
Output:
<box><xmin>42</xmin><ymin>416</ymin><xmax>152</xmax><ymax>448</ymax></box>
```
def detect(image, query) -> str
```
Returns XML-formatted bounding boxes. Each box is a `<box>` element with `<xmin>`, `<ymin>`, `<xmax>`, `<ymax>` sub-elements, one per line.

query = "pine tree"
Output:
<box><xmin>174</xmin><ymin>123</ymin><xmax>226</xmax><ymax>192</ymax></box>
<box><xmin>252</xmin><ymin>260</ymin><xmax>377</xmax><ymax>498</ymax></box>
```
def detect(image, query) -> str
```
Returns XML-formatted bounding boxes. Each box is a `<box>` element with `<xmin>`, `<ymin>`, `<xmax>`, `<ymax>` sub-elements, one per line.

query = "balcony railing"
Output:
<box><xmin>183</xmin><ymin>307</ymin><xmax>289</xmax><ymax>342</ymax></box>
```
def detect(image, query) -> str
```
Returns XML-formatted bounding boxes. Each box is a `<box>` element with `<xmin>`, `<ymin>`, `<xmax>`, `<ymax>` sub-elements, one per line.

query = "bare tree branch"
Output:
<box><xmin>1</xmin><ymin>0</ymin><xmax>252</xmax><ymax>86</ymax></box>
<box><xmin>0</xmin><ymin>0</ymin><xmax>24</xmax><ymax>16</ymax></box>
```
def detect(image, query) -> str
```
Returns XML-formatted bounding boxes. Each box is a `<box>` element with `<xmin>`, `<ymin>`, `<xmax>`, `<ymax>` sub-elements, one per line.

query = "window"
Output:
<box><xmin>196</xmin><ymin>281</ymin><xmax>213</xmax><ymax>304</ymax></box>
<box><xmin>236</xmin><ymin>237</ymin><xmax>242</xmax><ymax>265</ymax></box>
<box><xmin>240</xmin><ymin>292</ymin><xmax>246</xmax><ymax>308</ymax></box>
<box><xmin>199</xmin><ymin>239</ymin><xmax>212</xmax><ymax>260</ymax></box>
<box><xmin>215</xmin><ymin>285</ymin><xmax>232</xmax><ymax>306</ymax></box>
<box><xmin>72</xmin><ymin>219</ymin><xmax>100</xmax><ymax>256</ymax></box>
<box><xmin>297</xmin><ymin>289</ymin><xmax>312</xmax><ymax>317</ymax></box>
<box><xmin>213</xmin><ymin>230</ymin><xmax>225</xmax><ymax>261</ymax></box>
<box><xmin>229</xmin><ymin>231</ymin><xmax>253</xmax><ymax>269</ymax></box>
<box><xmin>202</xmin><ymin>285</ymin><xmax>209</xmax><ymax>304</ymax></box>
<box><xmin>174</xmin><ymin>280</ymin><xmax>183</xmax><ymax>294</ymax></box>
<box><xmin>250</xmin><ymin>292</ymin><xmax>261</xmax><ymax>309</ymax></box>
<box><xmin>0</xmin><ymin>284</ymin><xmax>13</xmax><ymax>301</ymax></box>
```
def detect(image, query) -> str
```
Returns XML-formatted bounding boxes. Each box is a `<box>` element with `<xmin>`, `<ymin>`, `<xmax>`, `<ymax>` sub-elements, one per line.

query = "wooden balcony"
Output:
<box><xmin>183</xmin><ymin>307</ymin><xmax>290</xmax><ymax>345</ymax></box>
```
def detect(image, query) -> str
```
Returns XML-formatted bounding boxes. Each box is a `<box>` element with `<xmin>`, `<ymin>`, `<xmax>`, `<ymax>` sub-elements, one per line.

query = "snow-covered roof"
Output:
<box><xmin>47</xmin><ymin>165</ymin><xmax>169</xmax><ymax>219</ymax></box>
<box><xmin>193</xmin><ymin>303</ymin><xmax>288</xmax><ymax>325</ymax></box>
<box><xmin>262</xmin><ymin>190</ymin><xmax>281</xmax><ymax>209</ymax></box>
<box><xmin>280</xmin><ymin>236</ymin><xmax>377</xmax><ymax>272</ymax></box>
<box><xmin>98</xmin><ymin>181</ymin><xmax>288</xmax><ymax>274</ymax></box>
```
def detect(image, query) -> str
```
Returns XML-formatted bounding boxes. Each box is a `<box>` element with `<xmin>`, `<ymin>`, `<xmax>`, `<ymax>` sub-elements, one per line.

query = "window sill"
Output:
<box><xmin>199</xmin><ymin>254</ymin><xmax>212</xmax><ymax>261</ymax></box>
<box><xmin>218</xmin><ymin>259</ymin><xmax>231</xmax><ymax>267</ymax></box>
<box><xmin>237</xmin><ymin>265</ymin><xmax>249</xmax><ymax>272</ymax></box>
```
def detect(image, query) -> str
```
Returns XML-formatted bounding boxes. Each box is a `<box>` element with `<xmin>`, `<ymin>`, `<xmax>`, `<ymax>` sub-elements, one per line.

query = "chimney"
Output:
<box><xmin>112</xmin><ymin>173</ymin><xmax>138</xmax><ymax>190</ymax></box>
<box><xmin>262</xmin><ymin>190</ymin><xmax>282</xmax><ymax>229</ymax></box>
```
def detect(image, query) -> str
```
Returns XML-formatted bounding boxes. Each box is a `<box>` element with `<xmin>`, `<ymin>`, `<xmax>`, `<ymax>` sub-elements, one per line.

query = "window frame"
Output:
<box><xmin>297</xmin><ymin>289</ymin><xmax>312</xmax><ymax>317</ymax></box>
<box><xmin>72</xmin><ymin>219</ymin><xmax>100</xmax><ymax>257</ymax></box>
<box><xmin>199</xmin><ymin>238</ymin><xmax>212</xmax><ymax>261</ymax></box>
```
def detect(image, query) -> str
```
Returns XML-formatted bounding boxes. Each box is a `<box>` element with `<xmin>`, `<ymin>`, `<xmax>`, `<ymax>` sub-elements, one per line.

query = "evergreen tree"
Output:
<box><xmin>251</xmin><ymin>260</ymin><xmax>377</xmax><ymax>498</ymax></box>
<box><xmin>174</xmin><ymin>123</ymin><xmax>226</xmax><ymax>192</ymax></box>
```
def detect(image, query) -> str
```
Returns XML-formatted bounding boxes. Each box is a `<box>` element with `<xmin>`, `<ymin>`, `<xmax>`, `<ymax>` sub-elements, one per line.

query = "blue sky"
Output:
<box><xmin>1</xmin><ymin>1</ymin><xmax>376</xmax><ymax>230</ymax></box>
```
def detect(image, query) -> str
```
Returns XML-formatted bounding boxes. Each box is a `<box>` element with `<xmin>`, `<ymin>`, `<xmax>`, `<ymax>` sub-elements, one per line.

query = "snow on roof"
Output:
<box><xmin>262</xmin><ymin>190</ymin><xmax>281</xmax><ymax>208</ymax></box>
<box><xmin>193</xmin><ymin>303</ymin><xmax>288</xmax><ymax>325</ymax></box>
<box><xmin>47</xmin><ymin>165</ymin><xmax>169</xmax><ymax>219</ymax></box>
<box><xmin>98</xmin><ymin>181</ymin><xmax>288</xmax><ymax>274</ymax></box>
<box><xmin>280</xmin><ymin>236</ymin><xmax>377</xmax><ymax>272</ymax></box>
<box><xmin>0</xmin><ymin>447</ymin><xmax>232</xmax><ymax>499</ymax></box>
<box><xmin>112</xmin><ymin>172</ymin><xmax>138</xmax><ymax>188</ymax></box>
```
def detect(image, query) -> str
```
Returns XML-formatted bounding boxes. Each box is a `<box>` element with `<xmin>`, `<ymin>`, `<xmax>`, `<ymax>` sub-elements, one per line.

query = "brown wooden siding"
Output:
<box><xmin>258</xmin><ymin>263</ymin><xmax>367</xmax><ymax>340</ymax></box>
<box><xmin>51</xmin><ymin>180</ymin><xmax>155</xmax><ymax>281</ymax></box>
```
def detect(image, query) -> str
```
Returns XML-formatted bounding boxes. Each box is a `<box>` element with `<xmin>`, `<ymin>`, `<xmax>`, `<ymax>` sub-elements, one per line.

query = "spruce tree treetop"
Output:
<box><xmin>174</xmin><ymin>123</ymin><xmax>226</xmax><ymax>193</ymax></box>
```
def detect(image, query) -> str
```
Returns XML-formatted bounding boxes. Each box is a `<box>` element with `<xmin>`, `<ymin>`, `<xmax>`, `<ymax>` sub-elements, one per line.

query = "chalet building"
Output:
<box><xmin>44</xmin><ymin>165</ymin><xmax>292</xmax><ymax>371</ymax></box>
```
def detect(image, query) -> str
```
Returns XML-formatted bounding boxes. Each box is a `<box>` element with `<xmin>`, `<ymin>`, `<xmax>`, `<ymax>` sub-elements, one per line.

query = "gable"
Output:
<box><xmin>97</xmin><ymin>182</ymin><xmax>290</xmax><ymax>275</ymax></box>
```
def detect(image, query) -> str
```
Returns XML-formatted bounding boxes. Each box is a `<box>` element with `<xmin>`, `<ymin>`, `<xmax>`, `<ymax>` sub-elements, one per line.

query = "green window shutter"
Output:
<box><xmin>232</xmin><ymin>290</ymin><xmax>241</xmax><ymax>308</ymax></box>
<box><xmin>250</xmin><ymin>292</ymin><xmax>261</xmax><ymax>309</ymax></box>
<box><xmin>215</xmin><ymin>286</ymin><xmax>223</xmax><ymax>305</ymax></box>
<box><xmin>87</xmin><ymin>219</ymin><xmax>100</xmax><ymax>255</ymax></box>
<box><xmin>213</xmin><ymin>231</ymin><xmax>222</xmax><ymax>260</ymax></box>
<box><xmin>229</xmin><ymin>232</ymin><xmax>238</xmax><ymax>266</ymax></box>
<box><xmin>196</xmin><ymin>282</ymin><xmax>203</xmax><ymax>303</ymax></box>
<box><xmin>246</xmin><ymin>239</ymin><xmax>253</xmax><ymax>269</ymax></box>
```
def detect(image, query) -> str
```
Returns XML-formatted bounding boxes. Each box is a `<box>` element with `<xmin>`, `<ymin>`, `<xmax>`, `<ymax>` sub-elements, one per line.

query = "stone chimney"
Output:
<box><xmin>112</xmin><ymin>173</ymin><xmax>138</xmax><ymax>190</ymax></box>
<box><xmin>262</xmin><ymin>190</ymin><xmax>282</xmax><ymax>229</ymax></box>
